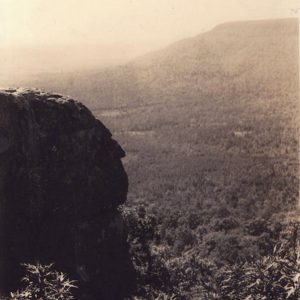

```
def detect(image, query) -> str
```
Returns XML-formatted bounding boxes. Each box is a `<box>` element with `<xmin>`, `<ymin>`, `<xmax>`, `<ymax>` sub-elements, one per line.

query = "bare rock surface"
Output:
<box><xmin>0</xmin><ymin>88</ymin><xmax>133</xmax><ymax>299</ymax></box>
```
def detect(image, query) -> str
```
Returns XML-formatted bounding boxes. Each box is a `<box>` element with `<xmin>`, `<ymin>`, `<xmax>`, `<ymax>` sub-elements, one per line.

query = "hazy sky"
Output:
<box><xmin>1</xmin><ymin>0</ymin><xmax>298</xmax><ymax>47</ymax></box>
<box><xmin>0</xmin><ymin>0</ymin><xmax>298</xmax><ymax>74</ymax></box>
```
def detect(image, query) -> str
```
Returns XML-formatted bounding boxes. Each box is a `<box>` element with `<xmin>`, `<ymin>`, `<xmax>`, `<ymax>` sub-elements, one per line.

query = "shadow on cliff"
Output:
<box><xmin>0</xmin><ymin>88</ymin><xmax>136</xmax><ymax>299</ymax></box>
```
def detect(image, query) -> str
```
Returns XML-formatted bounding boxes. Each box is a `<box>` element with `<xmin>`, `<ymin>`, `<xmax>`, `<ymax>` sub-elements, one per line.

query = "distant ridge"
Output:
<box><xmin>6</xmin><ymin>18</ymin><xmax>299</xmax><ymax>110</ymax></box>
<box><xmin>134</xmin><ymin>18</ymin><xmax>298</xmax><ymax>62</ymax></box>
<box><xmin>213</xmin><ymin>18</ymin><xmax>298</xmax><ymax>31</ymax></box>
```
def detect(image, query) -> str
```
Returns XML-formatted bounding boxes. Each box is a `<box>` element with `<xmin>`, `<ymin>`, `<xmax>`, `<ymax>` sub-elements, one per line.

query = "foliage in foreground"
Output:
<box><xmin>8</xmin><ymin>213</ymin><xmax>299</xmax><ymax>300</ymax></box>
<box><xmin>123</xmin><ymin>207</ymin><xmax>300</xmax><ymax>300</ymax></box>
<box><xmin>10</xmin><ymin>263</ymin><xmax>77</xmax><ymax>300</ymax></box>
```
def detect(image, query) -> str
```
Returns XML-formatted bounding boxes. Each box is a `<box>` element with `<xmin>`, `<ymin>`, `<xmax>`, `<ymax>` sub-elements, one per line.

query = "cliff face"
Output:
<box><xmin>0</xmin><ymin>88</ymin><xmax>133</xmax><ymax>299</ymax></box>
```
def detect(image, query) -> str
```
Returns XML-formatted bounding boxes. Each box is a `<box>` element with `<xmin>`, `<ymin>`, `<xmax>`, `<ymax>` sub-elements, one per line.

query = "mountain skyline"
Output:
<box><xmin>11</xmin><ymin>18</ymin><xmax>296</xmax><ymax>111</ymax></box>
<box><xmin>1</xmin><ymin>16</ymin><xmax>298</xmax><ymax>86</ymax></box>
<box><xmin>1</xmin><ymin>0</ymin><xmax>298</xmax><ymax>47</ymax></box>
<box><xmin>0</xmin><ymin>0</ymin><xmax>299</xmax><ymax>76</ymax></box>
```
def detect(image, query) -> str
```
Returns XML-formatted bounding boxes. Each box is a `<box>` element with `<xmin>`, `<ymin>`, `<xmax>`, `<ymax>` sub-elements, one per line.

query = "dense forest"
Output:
<box><xmin>5</xmin><ymin>19</ymin><xmax>300</xmax><ymax>299</ymax></box>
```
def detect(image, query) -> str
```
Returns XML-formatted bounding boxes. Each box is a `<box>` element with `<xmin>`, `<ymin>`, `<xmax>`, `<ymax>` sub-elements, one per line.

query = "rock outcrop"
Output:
<box><xmin>0</xmin><ymin>88</ymin><xmax>133</xmax><ymax>299</ymax></box>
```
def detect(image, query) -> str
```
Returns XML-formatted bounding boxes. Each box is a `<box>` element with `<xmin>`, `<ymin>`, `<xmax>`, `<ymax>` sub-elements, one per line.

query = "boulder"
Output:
<box><xmin>0</xmin><ymin>88</ymin><xmax>133</xmax><ymax>299</ymax></box>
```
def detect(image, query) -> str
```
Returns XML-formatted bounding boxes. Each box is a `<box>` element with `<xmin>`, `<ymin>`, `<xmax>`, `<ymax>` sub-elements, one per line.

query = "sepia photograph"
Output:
<box><xmin>0</xmin><ymin>0</ymin><xmax>299</xmax><ymax>299</ymax></box>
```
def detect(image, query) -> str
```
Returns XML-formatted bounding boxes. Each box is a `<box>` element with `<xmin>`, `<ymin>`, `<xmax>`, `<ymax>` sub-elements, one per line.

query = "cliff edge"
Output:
<box><xmin>0</xmin><ymin>88</ymin><xmax>133</xmax><ymax>299</ymax></box>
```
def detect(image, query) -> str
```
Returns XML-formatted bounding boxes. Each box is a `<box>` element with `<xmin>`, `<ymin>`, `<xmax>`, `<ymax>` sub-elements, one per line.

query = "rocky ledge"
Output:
<box><xmin>0</xmin><ymin>88</ymin><xmax>133</xmax><ymax>299</ymax></box>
